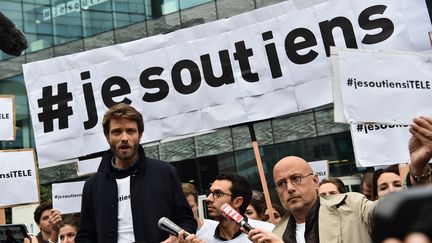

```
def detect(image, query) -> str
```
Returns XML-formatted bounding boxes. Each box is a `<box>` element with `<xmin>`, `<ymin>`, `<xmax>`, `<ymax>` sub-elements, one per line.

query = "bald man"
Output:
<box><xmin>248</xmin><ymin>156</ymin><xmax>377</xmax><ymax>243</ymax></box>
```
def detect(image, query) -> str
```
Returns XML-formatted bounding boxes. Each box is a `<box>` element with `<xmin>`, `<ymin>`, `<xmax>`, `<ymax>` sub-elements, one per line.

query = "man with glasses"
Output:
<box><xmin>245</xmin><ymin>116</ymin><xmax>432</xmax><ymax>243</ymax></box>
<box><xmin>247</xmin><ymin>156</ymin><xmax>377</xmax><ymax>243</ymax></box>
<box><xmin>200</xmin><ymin>173</ymin><xmax>274</xmax><ymax>242</ymax></box>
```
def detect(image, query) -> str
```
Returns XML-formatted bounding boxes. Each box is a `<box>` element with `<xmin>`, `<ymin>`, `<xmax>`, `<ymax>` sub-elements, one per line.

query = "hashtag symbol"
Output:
<box><xmin>357</xmin><ymin>124</ymin><xmax>363</xmax><ymax>132</ymax></box>
<box><xmin>37</xmin><ymin>83</ymin><xmax>73</xmax><ymax>133</ymax></box>
<box><xmin>347</xmin><ymin>78</ymin><xmax>353</xmax><ymax>87</ymax></box>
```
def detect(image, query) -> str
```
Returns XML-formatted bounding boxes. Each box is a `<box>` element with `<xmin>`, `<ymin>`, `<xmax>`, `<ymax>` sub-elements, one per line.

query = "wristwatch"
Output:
<box><xmin>409</xmin><ymin>165</ymin><xmax>431</xmax><ymax>182</ymax></box>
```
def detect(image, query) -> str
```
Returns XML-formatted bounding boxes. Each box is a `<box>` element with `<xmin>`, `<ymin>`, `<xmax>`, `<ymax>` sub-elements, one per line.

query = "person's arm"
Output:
<box><xmin>49</xmin><ymin>209</ymin><xmax>62</xmax><ymax>242</ymax></box>
<box><xmin>178</xmin><ymin>231</ymin><xmax>205</xmax><ymax>243</ymax></box>
<box><xmin>408</xmin><ymin>116</ymin><xmax>432</xmax><ymax>185</ymax></box>
<box><xmin>247</xmin><ymin>228</ymin><xmax>283</xmax><ymax>243</ymax></box>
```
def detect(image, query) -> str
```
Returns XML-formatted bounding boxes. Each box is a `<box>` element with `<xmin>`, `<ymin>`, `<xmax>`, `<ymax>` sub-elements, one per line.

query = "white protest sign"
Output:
<box><xmin>23</xmin><ymin>0</ymin><xmax>432</xmax><ymax>166</ymax></box>
<box><xmin>350</xmin><ymin>123</ymin><xmax>411</xmax><ymax>167</ymax></box>
<box><xmin>333</xmin><ymin>48</ymin><xmax>432</xmax><ymax>124</ymax></box>
<box><xmin>0</xmin><ymin>149</ymin><xmax>39</xmax><ymax>207</ymax></box>
<box><xmin>0</xmin><ymin>96</ymin><xmax>15</xmax><ymax>141</ymax></box>
<box><xmin>52</xmin><ymin>181</ymin><xmax>85</xmax><ymax>214</ymax></box>
<box><xmin>76</xmin><ymin>157</ymin><xmax>101</xmax><ymax>176</ymax></box>
<box><xmin>309</xmin><ymin>160</ymin><xmax>329</xmax><ymax>182</ymax></box>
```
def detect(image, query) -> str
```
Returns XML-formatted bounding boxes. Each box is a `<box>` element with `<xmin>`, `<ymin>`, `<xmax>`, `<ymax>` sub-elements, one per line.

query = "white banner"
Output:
<box><xmin>0</xmin><ymin>96</ymin><xmax>15</xmax><ymax>141</ymax></box>
<box><xmin>76</xmin><ymin>157</ymin><xmax>101</xmax><ymax>176</ymax></box>
<box><xmin>350</xmin><ymin>123</ymin><xmax>411</xmax><ymax>167</ymax></box>
<box><xmin>309</xmin><ymin>160</ymin><xmax>329</xmax><ymax>182</ymax></box>
<box><xmin>0</xmin><ymin>149</ymin><xmax>39</xmax><ymax>207</ymax></box>
<box><xmin>52</xmin><ymin>181</ymin><xmax>85</xmax><ymax>214</ymax></box>
<box><xmin>333</xmin><ymin>48</ymin><xmax>432</xmax><ymax>124</ymax></box>
<box><xmin>23</xmin><ymin>0</ymin><xmax>432</xmax><ymax>165</ymax></box>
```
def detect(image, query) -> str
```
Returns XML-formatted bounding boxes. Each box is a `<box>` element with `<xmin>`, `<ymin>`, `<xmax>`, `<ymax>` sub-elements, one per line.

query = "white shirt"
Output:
<box><xmin>116</xmin><ymin>176</ymin><xmax>135</xmax><ymax>243</ymax></box>
<box><xmin>199</xmin><ymin>218</ymin><xmax>275</xmax><ymax>243</ymax></box>
<box><xmin>295</xmin><ymin>222</ymin><xmax>306</xmax><ymax>243</ymax></box>
<box><xmin>197</xmin><ymin>219</ymin><xmax>219</xmax><ymax>238</ymax></box>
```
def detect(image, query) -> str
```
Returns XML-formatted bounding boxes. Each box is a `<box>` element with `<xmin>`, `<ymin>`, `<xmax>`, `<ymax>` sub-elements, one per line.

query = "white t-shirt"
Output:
<box><xmin>116</xmin><ymin>176</ymin><xmax>135</xmax><ymax>243</ymax></box>
<box><xmin>199</xmin><ymin>218</ymin><xmax>275</xmax><ymax>243</ymax></box>
<box><xmin>295</xmin><ymin>223</ymin><xmax>306</xmax><ymax>243</ymax></box>
<box><xmin>197</xmin><ymin>219</ymin><xmax>219</xmax><ymax>238</ymax></box>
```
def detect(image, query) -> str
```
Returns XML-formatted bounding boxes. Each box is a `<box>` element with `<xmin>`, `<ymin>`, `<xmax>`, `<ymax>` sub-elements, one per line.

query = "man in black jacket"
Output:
<box><xmin>76</xmin><ymin>103</ymin><xmax>196</xmax><ymax>243</ymax></box>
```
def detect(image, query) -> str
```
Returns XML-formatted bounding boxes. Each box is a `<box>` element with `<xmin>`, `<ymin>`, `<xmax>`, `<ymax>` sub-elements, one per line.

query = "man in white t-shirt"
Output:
<box><xmin>199</xmin><ymin>173</ymin><xmax>274</xmax><ymax>243</ymax></box>
<box><xmin>76</xmin><ymin>103</ymin><xmax>196</xmax><ymax>243</ymax></box>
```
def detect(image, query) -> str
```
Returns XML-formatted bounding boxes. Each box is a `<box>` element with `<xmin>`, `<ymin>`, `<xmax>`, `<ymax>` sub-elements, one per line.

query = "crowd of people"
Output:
<box><xmin>20</xmin><ymin>103</ymin><xmax>432</xmax><ymax>243</ymax></box>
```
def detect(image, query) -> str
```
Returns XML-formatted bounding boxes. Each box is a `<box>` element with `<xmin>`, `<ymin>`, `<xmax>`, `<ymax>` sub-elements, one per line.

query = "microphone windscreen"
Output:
<box><xmin>0</xmin><ymin>12</ymin><xmax>28</xmax><ymax>56</ymax></box>
<box><xmin>158</xmin><ymin>217</ymin><xmax>189</xmax><ymax>237</ymax></box>
<box><xmin>220</xmin><ymin>203</ymin><xmax>254</xmax><ymax>232</ymax></box>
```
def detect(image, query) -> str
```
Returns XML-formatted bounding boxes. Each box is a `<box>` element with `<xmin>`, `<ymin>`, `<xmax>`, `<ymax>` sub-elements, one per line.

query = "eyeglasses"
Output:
<box><xmin>207</xmin><ymin>189</ymin><xmax>233</xmax><ymax>199</ymax></box>
<box><xmin>275</xmin><ymin>173</ymin><xmax>314</xmax><ymax>191</ymax></box>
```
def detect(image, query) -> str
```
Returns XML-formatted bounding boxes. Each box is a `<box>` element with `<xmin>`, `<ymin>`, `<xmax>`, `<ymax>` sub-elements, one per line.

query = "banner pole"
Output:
<box><xmin>0</xmin><ymin>208</ymin><xmax>6</xmax><ymax>224</ymax></box>
<box><xmin>247</xmin><ymin>124</ymin><xmax>276</xmax><ymax>224</ymax></box>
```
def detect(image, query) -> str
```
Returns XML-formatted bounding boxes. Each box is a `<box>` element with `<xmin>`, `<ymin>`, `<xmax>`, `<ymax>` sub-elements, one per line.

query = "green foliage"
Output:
<box><xmin>40</xmin><ymin>184</ymin><xmax>52</xmax><ymax>203</ymax></box>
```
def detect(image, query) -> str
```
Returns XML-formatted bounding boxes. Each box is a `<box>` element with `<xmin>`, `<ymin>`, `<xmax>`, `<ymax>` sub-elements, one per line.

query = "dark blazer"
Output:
<box><xmin>76</xmin><ymin>146</ymin><xmax>196</xmax><ymax>243</ymax></box>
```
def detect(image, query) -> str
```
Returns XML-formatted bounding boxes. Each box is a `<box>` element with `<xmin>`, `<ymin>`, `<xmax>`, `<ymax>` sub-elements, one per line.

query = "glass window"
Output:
<box><xmin>179</xmin><ymin>0</ymin><xmax>215</xmax><ymax>28</ymax></box>
<box><xmin>81</xmin><ymin>0</ymin><xmax>113</xmax><ymax>37</ymax></box>
<box><xmin>143</xmin><ymin>144</ymin><xmax>159</xmax><ymax>159</ymax></box>
<box><xmin>195</xmin><ymin>128</ymin><xmax>233</xmax><ymax>157</ymax></box>
<box><xmin>113</xmin><ymin>0</ymin><xmax>147</xmax><ymax>28</ymax></box>
<box><xmin>314</xmin><ymin>107</ymin><xmax>349</xmax><ymax>136</ymax></box>
<box><xmin>215</xmin><ymin>0</ymin><xmax>255</xmax><ymax>19</ymax></box>
<box><xmin>231</xmin><ymin>125</ymin><xmax>253</xmax><ymax>150</ymax></box>
<box><xmin>114</xmin><ymin>21</ymin><xmax>148</xmax><ymax>44</ymax></box>
<box><xmin>159</xmin><ymin>137</ymin><xmax>195</xmax><ymax>161</ymax></box>
<box><xmin>51</xmin><ymin>0</ymin><xmax>83</xmax><ymax>45</ymax></box>
<box><xmin>172</xmin><ymin>158</ymin><xmax>199</xmax><ymax>183</ymax></box>
<box><xmin>254</xmin><ymin>120</ymin><xmax>274</xmax><ymax>145</ymax></box>
<box><xmin>146</xmin><ymin>7</ymin><xmax>181</xmax><ymax>36</ymax></box>
<box><xmin>272</xmin><ymin>112</ymin><xmax>317</xmax><ymax>143</ymax></box>
<box><xmin>83</xmin><ymin>30</ymin><xmax>114</xmax><ymax>50</ymax></box>
<box><xmin>23</xmin><ymin>1</ymin><xmax>54</xmax><ymax>54</ymax></box>
<box><xmin>234</xmin><ymin>145</ymin><xmax>278</xmax><ymax>203</ymax></box>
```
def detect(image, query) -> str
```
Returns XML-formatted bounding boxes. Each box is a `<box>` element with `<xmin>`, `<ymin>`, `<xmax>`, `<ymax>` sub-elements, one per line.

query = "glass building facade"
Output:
<box><xmin>0</xmin><ymin>0</ymin><xmax>368</xmax><ymax>201</ymax></box>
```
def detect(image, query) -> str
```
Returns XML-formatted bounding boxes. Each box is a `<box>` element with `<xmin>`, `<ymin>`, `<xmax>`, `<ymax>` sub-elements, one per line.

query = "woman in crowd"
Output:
<box><xmin>58</xmin><ymin>214</ymin><xmax>80</xmax><ymax>243</ymax></box>
<box><xmin>372</xmin><ymin>164</ymin><xmax>403</xmax><ymax>199</ymax></box>
<box><xmin>245</xmin><ymin>197</ymin><xmax>266</xmax><ymax>221</ymax></box>
<box><xmin>263</xmin><ymin>204</ymin><xmax>286</xmax><ymax>225</ymax></box>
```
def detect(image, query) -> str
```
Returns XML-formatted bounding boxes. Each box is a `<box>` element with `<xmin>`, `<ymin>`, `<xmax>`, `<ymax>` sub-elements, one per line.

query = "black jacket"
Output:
<box><xmin>76</xmin><ymin>146</ymin><xmax>196</xmax><ymax>243</ymax></box>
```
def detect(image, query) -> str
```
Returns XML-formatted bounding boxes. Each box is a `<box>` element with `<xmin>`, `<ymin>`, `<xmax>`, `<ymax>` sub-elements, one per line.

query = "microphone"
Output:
<box><xmin>220</xmin><ymin>203</ymin><xmax>254</xmax><ymax>232</ymax></box>
<box><xmin>157</xmin><ymin>217</ymin><xmax>189</xmax><ymax>237</ymax></box>
<box><xmin>0</xmin><ymin>12</ymin><xmax>28</xmax><ymax>56</ymax></box>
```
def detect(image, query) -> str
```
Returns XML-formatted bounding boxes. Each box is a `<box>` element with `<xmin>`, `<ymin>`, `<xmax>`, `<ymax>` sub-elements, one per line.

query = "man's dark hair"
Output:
<box><xmin>215</xmin><ymin>173</ymin><xmax>252</xmax><ymax>215</ymax></box>
<box><xmin>34</xmin><ymin>201</ymin><xmax>52</xmax><ymax>224</ymax></box>
<box><xmin>319</xmin><ymin>177</ymin><xmax>347</xmax><ymax>193</ymax></box>
<box><xmin>102</xmin><ymin>103</ymin><xmax>144</xmax><ymax>137</ymax></box>
<box><xmin>60</xmin><ymin>213</ymin><xmax>81</xmax><ymax>232</ymax></box>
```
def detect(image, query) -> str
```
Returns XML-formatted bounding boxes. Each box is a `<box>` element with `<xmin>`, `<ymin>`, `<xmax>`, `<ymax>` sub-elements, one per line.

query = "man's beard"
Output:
<box><xmin>111</xmin><ymin>142</ymin><xmax>139</xmax><ymax>161</ymax></box>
